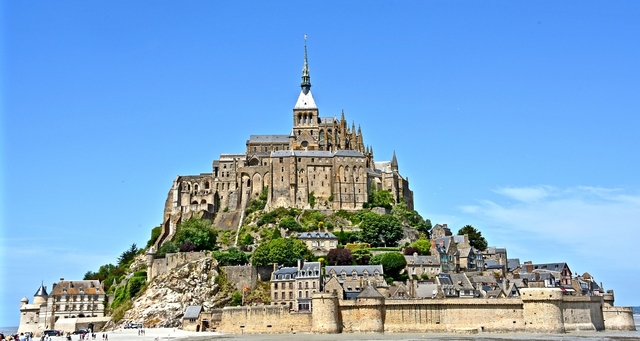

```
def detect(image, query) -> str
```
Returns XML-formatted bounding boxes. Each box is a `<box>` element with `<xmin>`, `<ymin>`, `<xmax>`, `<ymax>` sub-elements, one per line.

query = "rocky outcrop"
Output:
<box><xmin>120</xmin><ymin>256</ymin><xmax>229</xmax><ymax>328</ymax></box>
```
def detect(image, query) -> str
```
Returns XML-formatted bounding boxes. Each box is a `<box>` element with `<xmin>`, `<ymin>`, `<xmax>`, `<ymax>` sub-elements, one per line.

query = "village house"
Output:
<box><xmin>297</xmin><ymin>231</ymin><xmax>338</xmax><ymax>256</ymax></box>
<box><xmin>270</xmin><ymin>260</ymin><xmax>321</xmax><ymax>311</ymax></box>
<box><xmin>324</xmin><ymin>265</ymin><xmax>387</xmax><ymax>299</ymax></box>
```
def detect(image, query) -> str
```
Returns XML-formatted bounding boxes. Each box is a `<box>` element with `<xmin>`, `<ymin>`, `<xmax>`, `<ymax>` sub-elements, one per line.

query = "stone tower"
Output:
<box><xmin>521</xmin><ymin>288</ymin><xmax>564</xmax><ymax>333</ymax></box>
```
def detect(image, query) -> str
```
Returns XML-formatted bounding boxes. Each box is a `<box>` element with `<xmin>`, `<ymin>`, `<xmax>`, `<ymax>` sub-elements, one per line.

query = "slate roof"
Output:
<box><xmin>326</xmin><ymin>265</ymin><xmax>384</xmax><ymax>276</ymax></box>
<box><xmin>415</xmin><ymin>282</ymin><xmax>439</xmax><ymax>298</ymax></box>
<box><xmin>470</xmin><ymin>276</ymin><xmax>497</xmax><ymax>284</ymax></box>
<box><xmin>247</xmin><ymin>135</ymin><xmax>290</xmax><ymax>144</ymax></box>
<box><xmin>334</xmin><ymin>150</ymin><xmax>365</xmax><ymax>157</ymax></box>
<box><xmin>297</xmin><ymin>232</ymin><xmax>337</xmax><ymax>239</ymax></box>
<box><xmin>294</xmin><ymin>89</ymin><xmax>317</xmax><ymax>109</ymax></box>
<box><xmin>183</xmin><ymin>306</ymin><xmax>202</xmax><ymax>319</ymax></box>
<box><xmin>527</xmin><ymin>262</ymin><xmax>569</xmax><ymax>273</ymax></box>
<box><xmin>272</xmin><ymin>266</ymin><xmax>298</xmax><ymax>280</ymax></box>
<box><xmin>50</xmin><ymin>280</ymin><xmax>104</xmax><ymax>295</ymax></box>
<box><xmin>34</xmin><ymin>283</ymin><xmax>48</xmax><ymax>297</ymax></box>
<box><xmin>357</xmin><ymin>284</ymin><xmax>384</xmax><ymax>298</ymax></box>
<box><xmin>405</xmin><ymin>254</ymin><xmax>440</xmax><ymax>266</ymax></box>
<box><xmin>507</xmin><ymin>258</ymin><xmax>521</xmax><ymax>272</ymax></box>
<box><xmin>484</xmin><ymin>259</ymin><xmax>503</xmax><ymax>270</ymax></box>
<box><xmin>271</xmin><ymin>150</ymin><xmax>334</xmax><ymax>158</ymax></box>
<box><xmin>453</xmin><ymin>235</ymin><xmax>467</xmax><ymax>244</ymax></box>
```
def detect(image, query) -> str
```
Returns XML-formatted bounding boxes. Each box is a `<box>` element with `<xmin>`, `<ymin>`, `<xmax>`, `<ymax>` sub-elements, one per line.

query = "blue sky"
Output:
<box><xmin>2</xmin><ymin>1</ymin><xmax>639</xmax><ymax>327</ymax></box>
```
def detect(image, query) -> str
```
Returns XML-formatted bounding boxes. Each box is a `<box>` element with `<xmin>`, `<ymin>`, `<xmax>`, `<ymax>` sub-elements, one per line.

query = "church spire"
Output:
<box><xmin>301</xmin><ymin>34</ymin><xmax>311</xmax><ymax>94</ymax></box>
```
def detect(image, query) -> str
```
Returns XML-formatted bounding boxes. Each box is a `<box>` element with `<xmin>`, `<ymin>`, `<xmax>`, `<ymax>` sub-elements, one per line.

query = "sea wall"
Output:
<box><xmin>218</xmin><ymin>306</ymin><xmax>312</xmax><ymax>334</ymax></box>
<box><xmin>561</xmin><ymin>296</ymin><xmax>605</xmax><ymax>331</ymax></box>
<box><xmin>217</xmin><ymin>288</ymin><xmax>636</xmax><ymax>335</ymax></box>
<box><xmin>383</xmin><ymin>299</ymin><xmax>524</xmax><ymax>333</ymax></box>
<box><xmin>603</xmin><ymin>306</ymin><xmax>636</xmax><ymax>331</ymax></box>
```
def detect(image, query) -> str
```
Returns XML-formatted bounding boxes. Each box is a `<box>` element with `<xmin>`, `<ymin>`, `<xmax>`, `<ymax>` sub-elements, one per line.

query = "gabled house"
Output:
<box><xmin>436</xmin><ymin>273</ymin><xmax>474</xmax><ymax>298</ymax></box>
<box><xmin>270</xmin><ymin>260</ymin><xmax>321</xmax><ymax>311</ymax></box>
<box><xmin>297</xmin><ymin>232</ymin><xmax>338</xmax><ymax>256</ymax></box>
<box><xmin>388</xmin><ymin>282</ymin><xmax>411</xmax><ymax>299</ymax></box>
<box><xmin>482</xmin><ymin>247</ymin><xmax>508</xmax><ymax>276</ymax></box>
<box><xmin>324</xmin><ymin>265</ymin><xmax>387</xmax><ymax>299</ymax></box>
<box><xmin>522</xmin><ymin>261</ymin><xmax>572</xmax><ymax>287</ymax></box>
<box><xmin>430</xmin><ymin>224</ymin><xmax>452</xmax><ymax>239</ymax></box>
<box><xmin>431</xmin><ymin>237</ymin><xmax>457</xmax><ymax>273</ymax></box>
<box><xmin>404</xmin><ymin>253</ymin><xmax>440</xmax><ymax>279</ymax></box>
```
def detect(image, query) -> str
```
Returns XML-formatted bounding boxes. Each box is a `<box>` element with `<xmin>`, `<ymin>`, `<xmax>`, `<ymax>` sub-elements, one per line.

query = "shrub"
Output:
<box><xmin>279</xmin><ymin>216</ymin><xmax>302</xmax><ymax>231</ymax></box>
<box><xmin>156</xmin><ymin>241</ymin><xmax>179</xmax><ymax>257</ymax></box>
<box><xmin>146</xmin><ymin>226</ymin><xmax>162</xmax><ymax>248</ymax></box>
<box><xmin>369</xmin><ymin>252</ymin><xmax>407</xmax><ymax>279</ymax></box>
<box><xmin>180</xmin><ymin>241</ymin><xmax>196</xmax><ymax>252</ymax></box>
<box><xmin>326</xmin><ymin>248</ymin><xmax>353</xmax><ymax>265</ymax></box>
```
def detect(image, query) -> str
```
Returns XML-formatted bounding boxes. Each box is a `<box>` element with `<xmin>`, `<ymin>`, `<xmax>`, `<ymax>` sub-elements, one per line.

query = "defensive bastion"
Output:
<box><xmin>218</xmin><ymin>288</ymin><xmax>636</xmax><ymax>334</ymax></box>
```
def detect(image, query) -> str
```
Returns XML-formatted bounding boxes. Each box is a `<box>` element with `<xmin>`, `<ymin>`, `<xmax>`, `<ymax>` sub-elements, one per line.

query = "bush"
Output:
<box><xmin>213</xmin><ymin>248</ymin><xmax>250</xmax><ymax>266</ymax></box>
<box><xmin>404</xmin><ymin>247</ymin><xmax>419</xmax><ymax>255</ymax></box>
<box><xmin>156</xmin><ymin>241</ymin><xmax>179</xmax><ymax>257</ymax></box>
<box><xmin>146</xmin><ymin>226</ymin><xmax>162</xmax><ymax>248</ymax></box>
<box><xmin>231</xmin><ymin>291</ymin><xmax>243</xmax><ymax>306</ymax></box>
<box><xmin>279</xmin><ymin>216</ymin><xmax>302</xmax><ymax>231</ymax></box>
<box><xmin>174</xmin><ymin>218</ymin><xmax>217</xmax><ymax>251</ymax></box>
<box><xmin>180</xmin><ymin>241</ymin><xmax>196</xmax><ymax>252</ymax></box>
<box><xmin>326</xmin><ymin>248</ymin><xmax>353</xmax><ymax>265</ymax></box>
<box><xmin>369</xmin><ymin>252</ymin><xmax>407</xmax><ymax>279</ymax></box>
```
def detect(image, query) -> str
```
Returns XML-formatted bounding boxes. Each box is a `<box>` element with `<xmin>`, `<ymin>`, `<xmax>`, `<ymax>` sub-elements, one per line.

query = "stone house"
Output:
<box><xmin>430</xmin><ymin>224</ymin><xmax>452</xmax><ymax>239</ymax></box>
<box><xmin>297</xmin><ymin>231</ymin><xmax>338</xmax><ymax>256</ymax></box>
<box><xmin>324</xmin><ymin>265</ymin><xmax>387</xmax><ymax>299</ymax></box>
<box><xmin>436</xmin><ymin>273</ymin><xmax>475</xmax><ymax>298</ymax></box>
<box><xmin>182</xmin><ymin>306</ymin><xmax>222</xmax><ymax>332</ymax></box>
<box><xmin>404</xmin><ymin>253</ymin><xmax>440</xmax><ymax>279</ymax></box>
<box><xmin>431</xmin><ymin>237</ymin><xmax>458</xmax><ymax>273</ymax></box>
<box><xmin>270</xmin><ymin>261</ymin><xmax>321</xmax><ymax>311</ymax></box>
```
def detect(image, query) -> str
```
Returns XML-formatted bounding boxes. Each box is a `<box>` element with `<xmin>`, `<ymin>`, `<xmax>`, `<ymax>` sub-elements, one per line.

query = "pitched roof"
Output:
<box><xmin>297</xmin><ymin>232</ymin><xmax>337</xmax><ymax>239</ymax></box>
<box><xmin>415</xmin><ymin>282</ymin><xmax>439</xmax><ymax>298</ymax></box>
<box><xmin>247</xmin><ymin>135</ymin><xmax>290</xmax><ymax>144</ymax></box>
<box><xmin>507</xmin><ymin>258</ymin><xmax>520</xmax><ymax>272</ymax></box>
<box><xmin>294</xmin><ymin>89</ymin><xmax>317</xmax><ymax>109</ymax></box>
<box><xmin>50</xmin><ymin>280</ymin><xmax>104</xmax><ymax>295</ymax></box>
<box><xmin>357</xmin><ymin>284</ymin><xmax>384</xmax><ymax>299</ymax></box>
<box><xmin>183</xmin><ymin>306</ymin><xmax>202</xmax><ymax>319</ymax></box>
<box><xmin>405</xmin><ymin>254</ymin><xmax>439</xmax><ymax>266</ymax></box>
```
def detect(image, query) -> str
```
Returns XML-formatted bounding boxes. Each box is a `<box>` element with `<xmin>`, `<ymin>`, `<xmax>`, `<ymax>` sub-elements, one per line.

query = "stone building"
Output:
<box><xmin>156</xmin><ymin>39</ymin><xmax>413</xmax><ymax>247</ymax></box>
<box><xmin>18</xmin><ymin>279</ymin><xmax>108</xmax><ymax>336</ymax></box>
<box><xmin>297</xmin><ymin>231</ymin><xmax>338</xmax><ymax>256</ymax></box>
<box><xmin>270</xmin><ymin>260</ymin><xmax>321</xmax><ymax>311</ymax></box>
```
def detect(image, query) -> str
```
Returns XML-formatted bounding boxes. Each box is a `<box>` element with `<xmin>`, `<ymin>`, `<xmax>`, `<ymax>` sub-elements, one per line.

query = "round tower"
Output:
<box><xmin>521</xmin><ymin>288</ymin><xmax>564</xmax><ymax>333</ymax></box>
<box><xmin>33</xmin><ymin>282</ymin><xmax>48</xmax><ymax>306</ymax></box>
<box><xmin>20</xmin><ymin>296</ymin><xmax>29</xmax><ymax>307</ymax></box>
<box><xmin>311</xmin><ymin>292</ymin><xmax>341</xmax><ymax>333</ymax></box>
<box><xmin>145</xmin><ymin>247</ymin><xmax>156</xmax><ymax>282</ymax></box>
<box><xmin>352</xmin><ymin>284</ymin><xmax>385</xmax><ymax>333</ymax></box>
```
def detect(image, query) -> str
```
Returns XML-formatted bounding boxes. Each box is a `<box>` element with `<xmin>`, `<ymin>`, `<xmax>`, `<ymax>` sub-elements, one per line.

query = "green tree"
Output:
<box><xmin>308</xmin><ymin>191</ymin><xmax>316</xmax><ymax>208</ymax></box>
<box><xmin>369</xmin><ymin>252</ymin><xmax>407</xmax><ymax>279</ymax></box>
<box><xmin>409</xmin><ymin>235</ymin><xmax>431</xmax><ymax>255</ymax></box>
<box><xmin>359</xmin><ymin>212</ymin><xmax>403</xmax><ymax>247</ymax></box>
<box><xmin>213</xmin><ymin>248</ymin><xmax>250</xmax><ymax>266</ymax></box>
<box><xmin>146</xmin><ymin>226</ymin><xmax>162</xmax><ymax>248</ymax></box>
<box><xmin>278</xmin><ymin>216</ymin><xmax>302</xmax><ymax>231</ymax></box>
<box><xmin>174</xmin><ymin>217</ymin><xmax>218</xmax><ymax>251</ymax></box>
<box><xmin>352</xmin><ymin>248</ymin><xmax>372</xmax><ymax>265</ymax></box>
<box><xmin>117</xmin><ymin>243</ymin><xmax>139</xmax><ymax>267</ymax></box>
<box><xmin>156</xmin><ymin>241</ymin><xmax>179</xmax><ymax>257</ymax></box>
<box><xmin>367</xmin><ymin>186</ymin><xmax>394</xmax><ymax>209</ymax></box>
<box><xmin>457</xmin><ymin>225</ymin><xmax>488</xmax><ymax>251</ymax></box>
<box><xmin>251</xmin><ymin>238</ymin><xmax>314</xmax><ymax>266</ymax></box>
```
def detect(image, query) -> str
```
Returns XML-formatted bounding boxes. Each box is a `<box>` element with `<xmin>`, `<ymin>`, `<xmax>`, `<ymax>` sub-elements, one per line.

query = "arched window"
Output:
<box><xmin>205</xmin><ymin>181</ymin><xmax>210</xmax><ymax>189</ymax></box>
<box><xmin>194</xmin><ymin>184</ymin><xmax>199</xmax><ymax>192</ymax></box>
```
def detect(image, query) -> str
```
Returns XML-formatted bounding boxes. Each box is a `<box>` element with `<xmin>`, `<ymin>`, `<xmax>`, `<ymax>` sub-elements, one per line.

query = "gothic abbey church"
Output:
<box><xmin>157</xmin><ymin>41</ymin><xmax>413</xmax><ymax>246</ymax></box>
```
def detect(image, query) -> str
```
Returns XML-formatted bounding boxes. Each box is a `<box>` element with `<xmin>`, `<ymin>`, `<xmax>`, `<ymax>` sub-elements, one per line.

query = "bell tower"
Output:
<box><xmin>293</xmin><ymin>35</ymin><xmax>320</xmax><ymax>150</ymax></box>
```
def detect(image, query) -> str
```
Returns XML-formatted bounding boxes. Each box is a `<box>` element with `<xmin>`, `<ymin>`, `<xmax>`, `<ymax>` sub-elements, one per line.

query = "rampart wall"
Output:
<box><xmin>218</xmin><ymin>306</ymin><xmax>313</xmax><ymax>334</ymax></box>
<box><xmin>603</xmin><ymin>306</ymin><xmax>636</xmax><ymax>331</ymax></box>
<box><xmin>218</xmin><ymin>289</ymin><xmax>636</xmax><ymax>335</ymax></box>
<box><xmin>149</xmin><ymin>251</ymin><xmax>208</xmax><ymax>279</ymax></box>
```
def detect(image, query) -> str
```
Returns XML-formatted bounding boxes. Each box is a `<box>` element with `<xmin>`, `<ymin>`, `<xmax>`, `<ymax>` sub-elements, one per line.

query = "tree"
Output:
<box><xmin>156</xmin><ymin>241</ymin><xmax>179</xmax><ymax>257</ymax></box>
<box><xmin>352</xmin><ymin>248</ymin><xmax>372</xmax><ymax>265</ymax></box>
<box><xmin>359</xmin><ymin>212</ymin><xmax>403</xmax><ymax>247</ymax></box>
<box><xmin>366</xmin><ymin>186</ymin><xmax>394</xmax><ymax>209</ymax></box>
<box><xmin>174</xmin><ymin>218</ymin><xmax>218</xmax><ymax>251</ymax></box>
<box><xmin>409</xmin><ymin>235</ymin><xmax>431</xmax><ymax>255</ymax></box>
<box><xmin>251</xmin><ymin>238</ymin><xmax>314</xmax><ymax>266</ymax></box>
<box><xmin>117</xmin><ymin>243</ymin><xmax>139</xmax><ymax>267</ymax></box>
<box><xmin>327</xmin><ymin>248</ymin><xmax>353</xmax><ymax>265</ymax></box>
<box><xmin>279</xmin><ymin>216</ymin><xmax>302</xmax><ymax>231</ymax></box>
<box><xmin>458</xmin><ymin>225</ymin><xmax>488</xmax><ymax>251</ymax></box>
<box><xmin>369</xmin><ymin>252</ymin><xmax>407</xmax><ymax>279</ymax></box>
<box><xmin>213</xmin><ymin>248</ymin><xmax>250</xmax><ymax>266</ymax></box>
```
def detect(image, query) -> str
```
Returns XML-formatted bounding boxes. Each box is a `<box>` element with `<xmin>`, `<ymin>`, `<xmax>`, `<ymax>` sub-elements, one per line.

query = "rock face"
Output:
<box><xmin>121</xmin><ymin>256</ymin><xmax>226</xmax><ymax>327</ymax></box>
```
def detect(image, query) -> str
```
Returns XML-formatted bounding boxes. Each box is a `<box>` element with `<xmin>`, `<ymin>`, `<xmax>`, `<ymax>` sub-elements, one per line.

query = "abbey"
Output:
<box><xmin>157</xmin><ymin>41</ymin><xmax>413</xmax><ymax>246</ymax></box>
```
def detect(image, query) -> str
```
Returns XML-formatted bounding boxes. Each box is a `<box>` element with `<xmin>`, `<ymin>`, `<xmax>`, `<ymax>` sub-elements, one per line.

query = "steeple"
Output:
<box><xmin>391</xmin><ymin>150</ymin><xmax>398</xmax><ymax>172</ymax></box>
<box><xmin>301</xmin><ymin>34</ymin><xmax>311</xmax><ymax>94</ymax></box>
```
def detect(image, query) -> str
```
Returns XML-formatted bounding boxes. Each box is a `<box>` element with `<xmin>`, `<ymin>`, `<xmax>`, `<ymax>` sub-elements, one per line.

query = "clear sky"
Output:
<box><xmin>2</xmin><ymin>1</ymin><xmax>639</xmax><ymax>327</ymax></box>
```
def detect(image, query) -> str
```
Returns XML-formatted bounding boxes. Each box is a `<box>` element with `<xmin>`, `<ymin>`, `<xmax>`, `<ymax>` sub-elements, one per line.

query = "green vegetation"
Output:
<box><xmin>391</xmin><ymin>202</ymin><xmax>432</xmax><ymax>233</ymax></box>
<box><xmin>326</xmin><ymin>248</ymin><xmax>352</xmax><ymax>265</ymax></box>
<box><xmin>251</xmin><ymin>238</ymin><xmax>313</xmax><ymax>266</ymax></box>
<box><xmin>359</xmin><ymin>212</ymin><xmax>403</xmax><ymax>247</ymax></box>
<box><xmin>407</xmin><ymin>235</ymin><xmax>431</xmax><ymax>255</ymax></box>
<box><xmin>351</xmin><ymin>248</ymin><xmax>372</xmax><ymax>265</ymax></box>
<box><xmin>146</xmin><ymin>226</ymin><xmax>162</xmax><ymax>248</ymax></box>
<box><xmin>308</xmin><ymin>191</ymin><xmax>316</xmax><ymax>208</ymax></box>
<box><xmin>299</xmin><ymin>210</ymin><xmax>325</xmax><ymax>230</ymax></box>
<box><xmin>213</xmin><ymin>248</ymin><xmax>250</xmax><ymax>266</ymax></box>
<box><xmin>458</xmin><ymin>225</ymin><xmax>488</xmax><ymax>251</ymax></box>
<box><xmin>245</xmin><ymin>186</ymin><xmax>268</xmax><ymax>216</ymax></box>
<box><xmin>173</xmin><ymin>217</ymin><xmax>218</xmax><ymax>251</ymax></box>
<box><xmin>364</xmin><ymin>186</ymin><xmax>394</xmax><ymax>209</ymax></box>
<box><xmin>369</xmin><ymin>252</ymin><xmax>407</xmax><ymax>280</ymax></box>
<box><xmin>278</xmin><ymin>216</ymin><xmax>302</xmax><ymax>231</ymax></box>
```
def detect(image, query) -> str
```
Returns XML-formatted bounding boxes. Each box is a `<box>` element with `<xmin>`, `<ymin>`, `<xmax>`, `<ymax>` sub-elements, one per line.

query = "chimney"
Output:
<box><xmin>297</xmin><ymin>259</ymin><xmax>302</xmax><ymax>270</ymax></box>
<box><xmin>273</xmin><ymin>263</ymin><xmax>278</xmax><ymax>272</ymax></box>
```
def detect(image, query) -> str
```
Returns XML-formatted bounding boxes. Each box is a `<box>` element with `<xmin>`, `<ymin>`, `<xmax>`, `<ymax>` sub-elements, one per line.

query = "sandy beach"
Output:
<box><xmin>33</xmin><ymin>327</ymin><xmax>640</xmax><ymax>341</ymax></box>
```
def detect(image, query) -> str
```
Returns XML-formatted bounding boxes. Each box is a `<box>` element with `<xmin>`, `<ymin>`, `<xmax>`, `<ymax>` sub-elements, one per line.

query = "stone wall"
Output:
<box><xmin>603</xmin><ymin>306</ymin><xmax>636</xmax><ymax>331</ymax></box>
<box><xmin>383</xmin><ymin>299</ymin><xmax>524</xmax><ymax>333</ymax></box>
<box><xmin>223</xmin><ymin>265</ymin><xmax>258</xmax><ymax>291</ymax></box>
<box><xmin>561</xmin><ymin>296</ymin><xmax>605</xmax><ymax>331</ymax></box>
<box><xmin>218</xmin><ymin>306</ymin><xmax>312</xmax><ymax>334</ymax></box>
<box><xmin>217</xmin><ymin>288</ymin><xmax>636</xmax><ymax>335</ymax></box>
<box><xmin>150</xmin><ymin>251</ymin><xmax>208</xmax><ymax>279</ymax></box>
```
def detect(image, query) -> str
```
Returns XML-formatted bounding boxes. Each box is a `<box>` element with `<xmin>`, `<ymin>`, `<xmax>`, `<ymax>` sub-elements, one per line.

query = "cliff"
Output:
<box><xmin>118</xmin><ymin>256</ymin><xmax>230</xmax><ymax>328</ymax></box>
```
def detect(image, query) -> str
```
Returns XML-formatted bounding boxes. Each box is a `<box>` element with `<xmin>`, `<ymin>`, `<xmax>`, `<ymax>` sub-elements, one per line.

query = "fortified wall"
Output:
<box><xmin>218</xmin><ymin>288</ymin><xmax>636</xmax><ymax>334</ymax></box>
